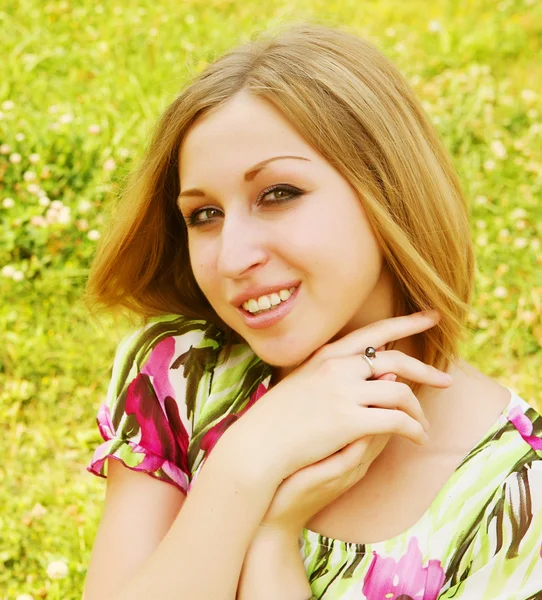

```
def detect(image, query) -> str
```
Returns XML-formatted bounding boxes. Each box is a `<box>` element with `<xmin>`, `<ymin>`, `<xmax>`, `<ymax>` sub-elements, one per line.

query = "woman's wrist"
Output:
<box><xmin>237</xmin><ymin>526</ymin><xmax>311</xmax><ymax>600</ymax></box>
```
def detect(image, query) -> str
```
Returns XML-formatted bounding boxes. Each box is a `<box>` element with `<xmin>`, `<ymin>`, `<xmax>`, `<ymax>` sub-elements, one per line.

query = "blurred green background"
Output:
<box><xmin>1</xmin><ymin>0</ymin><xmax>541</xmax><ymax>598</ymax></box>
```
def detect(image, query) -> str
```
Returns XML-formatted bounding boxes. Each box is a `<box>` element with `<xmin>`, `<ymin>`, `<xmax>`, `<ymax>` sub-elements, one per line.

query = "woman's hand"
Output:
<box><xmin>259</xmin><ymin>431</ymin><xmax>390</xmax><ymax>538</ymax></box>
<box><xmin>223</xmin><ymin>310</ymin><xmax>451</xmax><ymax>493</ymax></box>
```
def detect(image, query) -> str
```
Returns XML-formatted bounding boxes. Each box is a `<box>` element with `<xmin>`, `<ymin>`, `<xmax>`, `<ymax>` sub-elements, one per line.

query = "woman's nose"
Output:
<box><xmin>216</xmin><ymin>216</ymin><xmax>269</xmax><ymax>278</ymax></box>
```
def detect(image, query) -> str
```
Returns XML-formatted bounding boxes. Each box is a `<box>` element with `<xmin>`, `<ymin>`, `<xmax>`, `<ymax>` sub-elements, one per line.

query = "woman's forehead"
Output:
<box><xmin>178</xmin><ymin>94</ymin><xmax>317</xmax><ymax>183</ymax></box>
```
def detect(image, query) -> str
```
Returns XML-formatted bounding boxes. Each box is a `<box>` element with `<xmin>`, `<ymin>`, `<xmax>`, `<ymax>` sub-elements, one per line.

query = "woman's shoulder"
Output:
<box><xmin>88</xmin><ymin>313</ymin><xmax>272</xmax><ymax>490</ymax></box>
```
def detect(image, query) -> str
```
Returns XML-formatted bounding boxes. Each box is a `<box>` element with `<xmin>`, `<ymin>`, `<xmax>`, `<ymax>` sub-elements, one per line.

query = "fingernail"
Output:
<box><xmin>421</xmin><ymin>310</ymin><xmax>440</xmax><ymax>319</ymax></box>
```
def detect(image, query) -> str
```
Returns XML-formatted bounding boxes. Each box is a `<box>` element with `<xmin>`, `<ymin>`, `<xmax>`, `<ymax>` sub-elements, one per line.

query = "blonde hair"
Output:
<box><xmin>86</xmin><ymin>21</ymin><xmax>475</xmax><ymax>374</ymax></box>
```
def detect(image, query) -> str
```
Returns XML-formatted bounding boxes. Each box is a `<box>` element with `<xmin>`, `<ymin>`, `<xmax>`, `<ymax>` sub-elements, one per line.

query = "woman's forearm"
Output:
<box><xmin>237</xmin><ymin>528</ymin><xmax>312</xmax><ymax>600</ymax></box>
<box><xmin>106</xmin><ymin>437</ymin><xmax>280</xmax><ymax>600</ymax></box>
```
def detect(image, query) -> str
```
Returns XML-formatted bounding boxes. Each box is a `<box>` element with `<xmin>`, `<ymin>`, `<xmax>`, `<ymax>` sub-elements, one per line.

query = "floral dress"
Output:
<box><xmin>88</xmin><ymin>314</ymin><xmax>542</xmax><ymax>599</ymax></box>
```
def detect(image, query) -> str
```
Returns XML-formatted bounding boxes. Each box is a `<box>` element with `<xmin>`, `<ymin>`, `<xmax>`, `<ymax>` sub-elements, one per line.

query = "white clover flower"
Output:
<box><xmin>30</xmin><ymin>502</ymin><xmax>47</xmax><ymax>518</ymax></box>
<box><xmin>476</xmin><ymin>234</ymin><xmax>488</xmax><ymax>247</ymax></box>
<box><xmin>50</xmin><ymin>200</ymin><xmax>64</xmax><ymax>210</ymax></box>
<box><xmin>1</xmin><ymin>265</ymin><xmax>16</xmax><ymax>277</ymax></box>
<box><xmin>29</xmin><ymin>153</ymin><xmax>40</xmax><ymax>164</ymax></box>
<box><xmin>23</xmin><ymin>171</ymin><xmax>37</xmax><ymax>181</ymax></box>
<box><xmin>1</xmin><ymin>100</ymin><xmax>15</xmax><ymax>110</ymax></box>
<box><xmin>531</xmin><ymin>239</ymin><xmax>540</xmax><ymax>250</ymax></box>
<box><xmin>483</xmin><ymin>159</ymin><xmax>496</xmax><ymax>171</ymax></box>
<box><xmin>12</xmin><ymin>270</ymin><xmax>24</xmax><ymax>282</ymax></box>
<box><xmin>474</xmin><ymin>195</ymin><xmax>488</xmax><ymax>206</ymax></box>
<box><xmin>520</xmin><ymin>311</ymin><xmax>536</xmax><ymax>325</ymax></box>
<box><xmin>498</xmin><ymin>228</ymin><xmax>510</xmax><ymax>239</ymax></box>
<box><xmin>15</xmin><ymin>132</ymin><xmax>25</xmax><ymax>142</ymax></box>
<box><xmin>527</xmin><ymin>109</ymin><xmax>538</xmax><ymax>120</ymax></box>
<box><xmin>59</xmin><ymin>113</ymin><xmax>73</xmax><ymax>124</ymax></box>
<box><xmin>31</xmin><ymin>215</ymin><xmax>47</xmax><ymax>227</ymax></box>
<box><xmin>2</xmin><ymin>197</ymin><xmax>14</xmax><ymax>208</ymax></box>
<box><xmin>39</xmin><ymin>196</ymin><xmax>51</xmax><ymax>207</ymax></box>
<box><xmin>493</xmin><ymin>286</ymin><xmax>508</xmax><ymax>298</ymax></box>
<box><xmin>16</xmin><ymin>594</ymin><xmax>34</xmax><ymax>600</ymax></box>
<box><xmin>513</xmin><ymin>237</ymin><xmax>528</xmax><ymax>249</ymax></box>
<box><xmin>428</xmin><ymin>20</ymin><xmax>441</xmax><ymax>32</ymax></box>
<box><xmin>78</xmin><ymin>199</ymin><xmax>92</xmax><ymax>213</ymax></box>
<box><xmin>87</xmin><ymin>229</ymin><xmax>101</xmax><ymax>241</ymax></box>
<box><xmin>26</xmin><ymin>183</ymin><xmax>41</xmax><ymax>195</ymax></box>
<box><xmin>510</xmin><ymin>207</ymin><xmax>527</xmax><ymax>219</ymax></box>
<box><xmin>490</xmin><ymin>139</ymin><xmax>507</xmax><ymax>159</ymax></box>
<box><xmin>0</xmin><ymin>143</ymin><xmax>10</xmax><ymax>154</ymax></box>
<box><xmin>475</xmin><ymin>220</ymin><xmax>487</xmax><ymax>229</ymax></box>
<box><xmin>478</xmin><ymin>318</ymin><xmax>489</xmax><ymax>329</ymax></box>
<box><xmin>56</xmin><ymin>206</ymin><xmax>71</xmax><ymax>225</ymax></box>
<box><xmin>9</xmin><ymin>152</ymin><xmax>22</xmax><ymax>164</ymax></box>
<box><xmin>118</xmin><ymin>147</ymin><xmax>130</xmax><ymax>158</ymax></box>
<box><xmin>521</xmin><ymin>89</ymin><xmax>537</xmax><ymax>104</ymax></box>
<box><xmin>76</xmin><ymin>218</ymin><xmax>89</xmax><ymax>231</ymax></box>
<box><xmin>46</xmin><ymin>559</ymin><xmax>69</xmax><ymax>579</ymax></box>
<box><xmin>103</xmin><ymin>158</ymin><xmax>116</xmax><ymax>171</ymax></box>
<box><xmin>88</xmin><ymin>123</ymin><xmax>101</xmax><ymax>134</ymax></box>
<box><xmin>515</xmin><ymin>219</ymin><xmax>527</xmax><ymax>230</ymax></box>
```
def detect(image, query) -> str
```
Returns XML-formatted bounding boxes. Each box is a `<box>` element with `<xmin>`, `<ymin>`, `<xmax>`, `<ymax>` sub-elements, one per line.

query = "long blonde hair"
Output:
<box><xmin>86</xmin><ymin>21</ymin><xmax>475</xmax><ymax>373</ymax></box>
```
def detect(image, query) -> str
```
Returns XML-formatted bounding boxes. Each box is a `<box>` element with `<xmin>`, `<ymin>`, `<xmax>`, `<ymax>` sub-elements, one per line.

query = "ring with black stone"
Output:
<box><xmin>364</xmin><ymin>346</ymin><xmax>376</xmax><ymax>359</ymax></box>
<box><xmin>361</xmin><ymin>346</ymin><xmax>377</xmax><ymax>378</ymax></box>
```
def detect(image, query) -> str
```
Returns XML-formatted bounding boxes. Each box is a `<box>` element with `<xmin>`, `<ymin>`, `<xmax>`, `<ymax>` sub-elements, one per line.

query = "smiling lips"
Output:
<box><xmin>236</xmin><ymin>284</ymin><xmax>301</xmax><ymax>329</ymax></box>
<box><xmin>231</xmin><ymin>280</ymin><xmax>301</xmax><ymax>309</ymax></box>
<box><xmin>242</xmin><ymin>286</ymin><xmax>298</xmax><ymax>314</ymax></box>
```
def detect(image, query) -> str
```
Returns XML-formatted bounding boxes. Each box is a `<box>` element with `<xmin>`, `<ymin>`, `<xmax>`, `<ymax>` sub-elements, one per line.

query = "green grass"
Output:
<box><xmin>1</xmin><ymin>0</ymin><xmax>541</xmax><ymax>597</ymax></box>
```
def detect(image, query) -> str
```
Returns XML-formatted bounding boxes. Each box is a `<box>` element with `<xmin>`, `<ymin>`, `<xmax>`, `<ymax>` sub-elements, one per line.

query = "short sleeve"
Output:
<box><xmin>438</xmin><ymin>457</ymin><xmax>542</xmax><ymax>599</ymax></box>
<box><xmin>87</xmin><ymin>315</ymin><xmax>217</xmax><ymax>493</ymax></box>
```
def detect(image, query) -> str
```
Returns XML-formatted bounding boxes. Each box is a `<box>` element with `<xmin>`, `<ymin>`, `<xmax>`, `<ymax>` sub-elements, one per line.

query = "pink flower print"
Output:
<box><xmin>96</xmin><ymin>403</ymin><xmax>115</xmax><ymax>441</ymax></box>
<box><xmin>125</xmin><ymin>372</ymin><xmax>190</xmax><ymax>478</ymax></box>
<box><xmin>508</xmin><ymin>406</ymin><xmax>542</xmax><ymax>451</ymax></box>
<box><xmin>141</xmin><ymin>337</ymin><xmax>176</xmax><ymax>412</ymax></box>
<box><xmin>200</xmin><ymin>382</ymin><xmax>269</xmax><ymax>455</ymax></box>
<box><xmin>362</xmin><ymin>537</ymin><xmax>445</xmax><ymax>600</ymax></box>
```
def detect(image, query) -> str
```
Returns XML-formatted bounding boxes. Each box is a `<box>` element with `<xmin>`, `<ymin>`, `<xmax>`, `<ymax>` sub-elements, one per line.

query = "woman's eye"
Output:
<box><xmin>184</xmin><ymin>184</ymin><xmax>304</xmax><ymax>228</ymax></box>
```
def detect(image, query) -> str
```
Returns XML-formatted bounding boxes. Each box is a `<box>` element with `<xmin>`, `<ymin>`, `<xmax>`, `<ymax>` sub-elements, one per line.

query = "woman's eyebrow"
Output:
<box><xmin>178</xmin><ymin>155</ymin><xmax>311</xmax><ymax>198</ymax></box>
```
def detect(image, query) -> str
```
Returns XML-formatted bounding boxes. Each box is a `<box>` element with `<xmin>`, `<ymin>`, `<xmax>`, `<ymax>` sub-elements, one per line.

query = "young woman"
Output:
<box><xmin>83</xmin><ymin>22</ymin><xmax>542</xmax><ymax>600</ymax></box>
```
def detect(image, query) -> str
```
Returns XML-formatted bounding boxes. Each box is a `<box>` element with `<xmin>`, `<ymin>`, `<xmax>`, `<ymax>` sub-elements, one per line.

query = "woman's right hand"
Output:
<box><xmin>222</xmin><ymin>310</ymin><xmax>451</xmax><ymax>488</ymax></box>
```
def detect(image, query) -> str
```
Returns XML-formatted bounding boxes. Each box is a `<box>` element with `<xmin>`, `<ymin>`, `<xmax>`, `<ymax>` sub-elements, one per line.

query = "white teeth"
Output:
<box><xmin>269</xmin><ymin>293</ymin><xmax>281</xmax><ymax>306</ymax></box>
<box><xmin>257</xmin><ymin>296</ymin><xmax>272</xmax><ymax>310</ymax></box>
<box><xmin>242</xmin><ymin>286</ymin><xmax>298</xmax><ymax>314</ymax></box>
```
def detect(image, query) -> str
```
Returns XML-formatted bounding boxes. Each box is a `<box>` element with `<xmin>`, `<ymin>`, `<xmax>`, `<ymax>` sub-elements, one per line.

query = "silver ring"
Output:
<box><xmin>361</xmin><ymin>354</ymin><xmax>376</xmax><ymax>378</ymax></box>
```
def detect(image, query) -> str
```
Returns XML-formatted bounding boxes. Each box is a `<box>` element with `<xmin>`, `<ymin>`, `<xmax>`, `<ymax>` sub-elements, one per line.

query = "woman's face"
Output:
<box><xmin>177</xmin><ymin>91</ymin><xmax>395</xmax><ymax>373</ymax></box>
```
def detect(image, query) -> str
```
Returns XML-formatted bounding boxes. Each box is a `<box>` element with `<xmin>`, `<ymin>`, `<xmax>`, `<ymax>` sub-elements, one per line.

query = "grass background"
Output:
<box><xmin>1</xmin><ymin>0</ymin><xmax>541</xmax><ymax>598</ymax></box>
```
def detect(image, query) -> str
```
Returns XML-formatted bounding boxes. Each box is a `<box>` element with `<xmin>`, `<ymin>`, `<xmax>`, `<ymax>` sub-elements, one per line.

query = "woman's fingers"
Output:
<box><xmin>352</xmin><ymin>404</ymin><xmax>429</xmax><ymax>446</ymax></box>
<box><xmin>356</xmin><ymin>379</ymin><xmax>429</xmax><ymax>430</ymax></box>
<box><xmin>330</xmin><ymin>349</ymin><xmax>451</xmax><ymax>388</ymax></box>
<box><xmin>320</xmin><ymin>310</ymin><xmax>440</xmax><ymax>360</ymax></box>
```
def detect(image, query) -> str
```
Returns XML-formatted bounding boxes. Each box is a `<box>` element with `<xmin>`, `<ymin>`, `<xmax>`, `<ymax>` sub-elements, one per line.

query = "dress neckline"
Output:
<box><xmin>300</xmin><ymin>386</ymin><xmax>527</xmax><ymax>554</ymax></box>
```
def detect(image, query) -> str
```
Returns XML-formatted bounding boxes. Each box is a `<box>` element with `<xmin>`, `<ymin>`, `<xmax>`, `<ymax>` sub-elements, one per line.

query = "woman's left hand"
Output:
<box><xmin>260</xmin><ymin>360</ymin><xmax>397</xmax><ymax>538</ymax></box>
<box><xmin>260</xmin><ymin>429</ymin><xmax>391</xmax><ymax>538</ymax></box>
